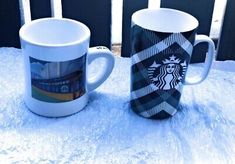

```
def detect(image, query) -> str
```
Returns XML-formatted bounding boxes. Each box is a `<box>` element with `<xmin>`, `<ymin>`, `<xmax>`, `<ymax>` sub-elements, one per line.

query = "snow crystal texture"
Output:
<box><xmin>0</xmin><ymin>48</ymin><xmax>235</xmax><ymax>163</ymax></box>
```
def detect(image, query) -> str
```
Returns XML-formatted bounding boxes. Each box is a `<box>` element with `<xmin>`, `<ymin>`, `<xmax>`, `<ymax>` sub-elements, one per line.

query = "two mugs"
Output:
<box><xmin>19</xmin><ymin>8</ymin><xmax>215</xmax><ymax>119</ymax></box>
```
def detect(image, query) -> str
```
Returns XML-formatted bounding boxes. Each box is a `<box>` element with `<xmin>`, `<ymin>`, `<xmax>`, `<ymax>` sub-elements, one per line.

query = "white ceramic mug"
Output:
<box><xmin>19</xmin><ymin>18</ymin><xmax>115</xmax><ymax>117</ymax></box>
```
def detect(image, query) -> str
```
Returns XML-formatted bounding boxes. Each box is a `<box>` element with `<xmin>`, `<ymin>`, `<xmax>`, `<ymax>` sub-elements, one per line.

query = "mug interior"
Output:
<box><xmin>132</xmin><ymin>8</ymin><xmax>199</xmax><ymax>33</ymax></box>
<box><xmin>19</xmin><ymin>18</ymin><xmax>90</xmax><ymax>46</ymax></box>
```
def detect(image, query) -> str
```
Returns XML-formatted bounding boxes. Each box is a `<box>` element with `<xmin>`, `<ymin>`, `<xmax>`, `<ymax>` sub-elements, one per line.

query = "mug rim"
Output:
<box><xmin>132</xmin><ymin>8</ymin><xmax>199</xmax><ymax>33</ymax></box>
<box><xmin>19</xmin><ymin>17</ymin><xmax>91</xmax><ymax>47</ymax></box>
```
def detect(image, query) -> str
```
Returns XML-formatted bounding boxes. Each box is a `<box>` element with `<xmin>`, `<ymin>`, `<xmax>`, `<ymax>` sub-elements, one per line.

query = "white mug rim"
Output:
<box><xmin>19</xmin><ymin>17</ymin><xmax>91</xmax><ymax>47</ymax></box>
<box><xmin>132</xmin><ymin>8</ymin><xmax>199</xmax><ymax>33</ymax></box>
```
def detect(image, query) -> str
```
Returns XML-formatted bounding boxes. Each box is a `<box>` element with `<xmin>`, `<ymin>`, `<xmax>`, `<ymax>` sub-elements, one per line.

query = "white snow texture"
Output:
<box><xmin>0</xmin><ymin>48</ymin><xmax>235</xmax><ymax>163</ymax></box>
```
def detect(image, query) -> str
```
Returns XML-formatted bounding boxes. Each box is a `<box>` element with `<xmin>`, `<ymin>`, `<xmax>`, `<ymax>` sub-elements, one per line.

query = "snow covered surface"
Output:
<box><xmin>0</xmin><ymin>48</ymin><xmax>235</xmax><ymax>163</ymax></box>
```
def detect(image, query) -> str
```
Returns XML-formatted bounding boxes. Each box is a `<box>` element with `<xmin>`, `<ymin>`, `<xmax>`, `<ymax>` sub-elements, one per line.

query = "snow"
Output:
<box><xmin>0</xmin><ymin>47</ymin><xmax>235</xmax><ymax>163</ymax></box>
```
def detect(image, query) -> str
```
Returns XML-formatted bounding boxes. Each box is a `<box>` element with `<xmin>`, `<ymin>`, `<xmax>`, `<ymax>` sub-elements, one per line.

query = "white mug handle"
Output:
<box><xmin>184</xmin><ymin>35</ymin><xmax>215</xmax><ymax>85</ymax></box>
<box><xmin>87</xmin><ymin>46</ymin><xmax>115</xmax><ymax>92</ymax></box>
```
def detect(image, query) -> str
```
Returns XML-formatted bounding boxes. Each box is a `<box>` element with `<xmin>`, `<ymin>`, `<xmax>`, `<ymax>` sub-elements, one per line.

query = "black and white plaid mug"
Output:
<box><xmin>130</xmin><ymin>8</ymin><xmax>215</xmax><ymax>119</ymax></box>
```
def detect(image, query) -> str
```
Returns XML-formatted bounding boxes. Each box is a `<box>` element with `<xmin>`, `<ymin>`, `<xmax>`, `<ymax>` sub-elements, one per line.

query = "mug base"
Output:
<box><xmin>24</xmin><ymin>94</ymin><xmax>88</xmax><ymax>117</ymax></box>
<box><xmin>131</xmin><ymin>107</ymin><xmax>175</xmax><ymax>120</ymax></box>
<box><xmin>148</xmin><ymin>110</ymin><xmax>173</xmax><ymax>119</ymax></box>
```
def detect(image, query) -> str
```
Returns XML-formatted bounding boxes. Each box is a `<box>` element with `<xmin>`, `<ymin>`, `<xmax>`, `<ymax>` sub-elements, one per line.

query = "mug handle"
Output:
<box><xmin>184</xmin><ymin>35</ymin><xmax>215</xmax><ymax>85</ymax></box>
<box><xmin>87</xmin><ymin>46</ymin><xmax>115</xmax><ymax>92</ymax></box>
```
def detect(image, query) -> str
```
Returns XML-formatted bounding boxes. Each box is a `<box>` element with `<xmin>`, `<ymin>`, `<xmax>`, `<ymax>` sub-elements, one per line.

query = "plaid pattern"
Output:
<box><xmin>130</xmin><ymin>25</ymin><xmax>196</xmax><ymax>119</ymax></box>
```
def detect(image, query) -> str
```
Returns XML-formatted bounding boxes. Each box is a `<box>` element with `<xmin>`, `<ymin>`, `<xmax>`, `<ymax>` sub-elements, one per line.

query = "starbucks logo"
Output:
<box><xmin>148</xmin><ymin>55</ymin><xmax>187</xmax><ymax>90</ymax></box>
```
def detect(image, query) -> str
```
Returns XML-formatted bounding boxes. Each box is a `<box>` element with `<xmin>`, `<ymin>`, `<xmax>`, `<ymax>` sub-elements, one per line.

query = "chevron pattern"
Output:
<box><xmin>130</xmin><ymin>25</ymin><xmax>196</xmax><ymax>119</ymax></box>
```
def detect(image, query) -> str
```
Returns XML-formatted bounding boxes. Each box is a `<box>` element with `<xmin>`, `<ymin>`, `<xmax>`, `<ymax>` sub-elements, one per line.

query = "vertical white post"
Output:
<box><xmin>19</xmin><ymin>0</ymin><xmax>32</xmax><ymax>25</ymax></box>
<box><xmin>111</xmin><ymin>0</ymin><xmax>123</xmax><ymax>44</ymax></box>
<box><xmin>51</xmin><ymin>0</ymin><xmax>62</xmax><ymax>78</ymax></box>
<box><xmin>148</xmin><ymin>0</ymin><xmax>161</xmax><ymax>9</ymax></box>
<box><xmin>51</xmin><ymin>0</ymin><xmax>63</xmax><ymax>18</ymax></box>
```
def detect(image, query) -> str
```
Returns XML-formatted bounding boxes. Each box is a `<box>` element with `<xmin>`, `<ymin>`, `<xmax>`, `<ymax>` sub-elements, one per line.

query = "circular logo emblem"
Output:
<box><xmin>148</xmin><ymin>55</ymin><xmax>187</xmax><ymax>91</ymax></box>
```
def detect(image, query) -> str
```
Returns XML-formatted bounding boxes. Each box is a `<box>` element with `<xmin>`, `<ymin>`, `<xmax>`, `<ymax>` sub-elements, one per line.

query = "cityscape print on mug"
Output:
<box><xmin>30</xmin><ymin>55</ymin><xmax>86</xmax><ymax>103</ymax></box>
<box><xmin>130</xmin><ymin>24</ymin><xmax>196</xmax><ymax>119</ymax></box>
